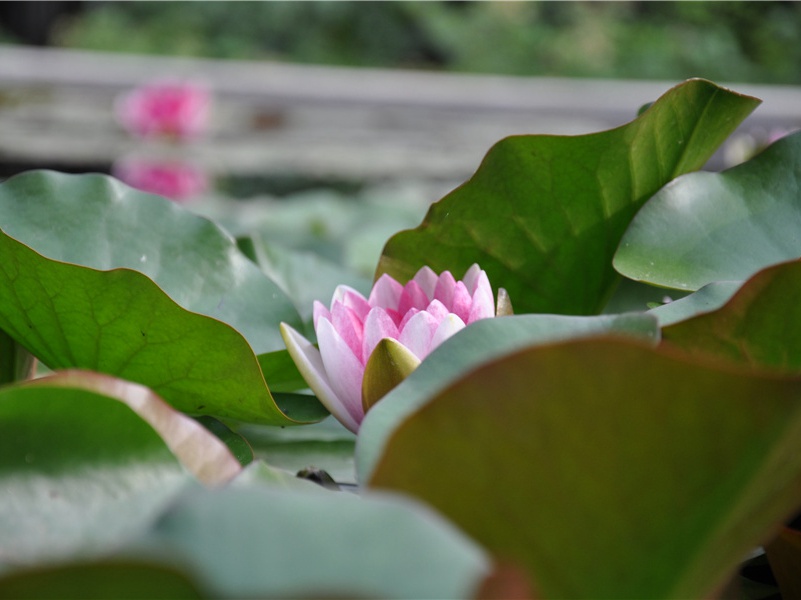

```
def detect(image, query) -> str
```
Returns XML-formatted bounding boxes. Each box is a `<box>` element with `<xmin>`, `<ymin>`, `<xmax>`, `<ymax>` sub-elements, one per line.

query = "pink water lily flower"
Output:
<box><xmin>115</xmin><ymin>79</ymin><xmax>211</xmax><ymax>140</ymax></box>
<box><xmin>280</xmin><ymin>264</ymin><xmax>499</xmax><ymax>433</ymax></box>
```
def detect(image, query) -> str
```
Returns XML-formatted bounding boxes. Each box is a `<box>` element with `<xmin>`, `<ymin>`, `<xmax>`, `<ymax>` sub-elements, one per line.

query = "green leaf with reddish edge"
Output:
<box><xmin>0</xmin><ymin>561</ymin><xmax>202</xmax><ymax>600</ymax></box>
<box><xmin>376</xmin><ymin>79</ymin><xmax>759</xmax><ymax>315</ymax></box>
<box><xmin>615</xmin><ymin>132</ymin><xmax>801</xmax><ymax>292</ymax></box>
<box><xmin>0</xmin><ymin>173</ymin><xmax>327</xmax><ymax>425</ymax></box>
<box><xmin>367</xmin><ymin>338</ymin><xmax>801</xmax><ymax>599</ymax></box>
<box><xmin>356</xmin><ymin>312</ymin><xmax>658</xmax><ymax>483</ymax></box>
<box><xmin>0</xmin><ymin>370</ymin><xmax>240</xmax><ymax>567</ymax></box>
<box><xmin>647</xmin><ymin>281</ymin><xmax>741</xmax><ymax>327</ymax></box>
<box><xmin>661</xmin><ymin>260</ymin><xmax>801</xmax><ymax>371</ymax></box>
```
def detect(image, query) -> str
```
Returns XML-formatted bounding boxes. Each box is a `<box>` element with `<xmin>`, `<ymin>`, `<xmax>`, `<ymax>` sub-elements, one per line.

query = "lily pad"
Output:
<box><xmin>648</xmin><ymin>281</ymin><xmax>741</xmax><ymax>327</ymax></box>
<box><xmin>661</xmin><ymin>260</ymin><xmax>801</xmax><ymax>371</ymax></box>
<box><xmin>377</xmin><ymin>79</ymin><xmax>759</xmax><ymax>315</ymax></box>
<box><xmin>0</xmin><ymin>370</ymin><xmax>240</xmax><ymax>567</ymax></box>
<box><xmin>614</xmin><ymin>131</ymin><xmax>801</xmax><ymax>291</ymax></box>
<box><xmin>357</xmin><ymin>312</ymin><xmax>658</xmax><ymax>482</ymax></box>
<box><xmin>141</xmin><ymin>484</ymin><xmax>489</xmax><ymax>599</ymax></box>
<box><xmin>368</xmin><ymin>338</ymin><xmax>801</xmax><ymax>599</ymax></box>
<box><xmin>0</xmin><ymin>171</ymin><xmax>327</xmax><ymax>425</ymax></box>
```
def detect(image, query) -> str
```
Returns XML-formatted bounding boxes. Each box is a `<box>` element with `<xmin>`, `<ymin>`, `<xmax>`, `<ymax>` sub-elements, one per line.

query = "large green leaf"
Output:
<box><xmin>367</xmin><ymin>338</ymin><xmax>801</xmax><ymax>599</ymax></box>
<box><xmin>615</xmin><ymin>131</ymin><xmax>801</xmax><ymax>291</ymax></box>
<box><xmin>376</xmin><ymin>79</ymin><xmax>759</xmax><ymax>315</ymax></box>
<box><xmin>0</xmin><ymin>171</ymin><xmax>327</xmax><ymax>425</ymax></box>
<box><xmin>661</xmin><ymin>260</ymin><xmax>801</xmax><ymax>371</ymax></box>
<box><xmin>357</xmin><ymin>312</ymin><xmax>658</xmax><ymax>482</ymax></box>
<box><xmin>0</xmin><ymin>370</ymin><xmax>240</xmax><ymax>568</ymax></box>
<box><xmin>140</xmin><ymin>484</ymin><xmax>489</xmax><ymax>599</ymax></box>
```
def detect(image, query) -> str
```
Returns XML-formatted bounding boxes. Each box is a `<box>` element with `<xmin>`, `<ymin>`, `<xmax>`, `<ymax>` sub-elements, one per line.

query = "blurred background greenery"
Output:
<box><xmin>1</xmin><ymin>1</ymin><xmax>800</xmax><ymax>84</ymax></box>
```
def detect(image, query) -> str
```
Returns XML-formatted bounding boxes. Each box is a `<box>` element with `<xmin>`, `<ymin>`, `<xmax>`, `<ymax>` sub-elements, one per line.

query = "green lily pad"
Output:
<box><xmin>357</xmin><ymin>312</ymin><xmax>658</xmax><ymax>482</ymax></box>
<box><xmin>377</xmin><ymin>79</ymin><xmax>759</xmax><ymax>315</ymax></box>
<box><xmin>0</xmin><ymin>171</ymin><xmax>327</xmax><ymax>425</ymax></box>
<box><xmin>142</xmin><ymin>484</ymin><xmax>489</xmax><ymax>599</ymax></box>
<box><xmin>648</xmin><ymin>281</ymin><xmax>741</xmax><ymax>327</ymax></box>
<box><xmin>661</xmin><ymin>260</ymin><xmax>801</xmax><ymax>371</ymax></box>
<box><xmin>367</xmin><ymin>338</ymin><xmax>801</xmax><ymax>599</ymax></box>
<box><xmin>0</xmin><ymin>370</ymin><xmax>240</xmax><ymax>568</ymax></box>
<box><xmin>615</xmin><ymin>132</ymin><xmax>801</xmax><ymax>291</ymax></box>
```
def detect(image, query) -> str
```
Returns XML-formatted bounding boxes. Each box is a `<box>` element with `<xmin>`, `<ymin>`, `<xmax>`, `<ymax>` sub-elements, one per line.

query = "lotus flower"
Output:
<box><xmin>281</xmin><ymin>264</ymin><xmax>507</xmax><ymax>433</ymax></box>
<box><xmin>115</xmin><ymin>79</ymin><xmax>210</xmax><ymax>140</ymax></box>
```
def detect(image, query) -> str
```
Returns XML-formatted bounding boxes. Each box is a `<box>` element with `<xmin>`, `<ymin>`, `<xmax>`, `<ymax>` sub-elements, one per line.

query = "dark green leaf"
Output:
<box><xmin>377</xmin><ymin>79</ymin><xmax>759</xmax><ymax>315</ymax></box>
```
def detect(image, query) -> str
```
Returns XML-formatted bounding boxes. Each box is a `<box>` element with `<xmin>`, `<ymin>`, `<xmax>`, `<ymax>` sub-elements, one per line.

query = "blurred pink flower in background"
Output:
<box><xmin>113</xmin><ymin>158</ymin><xmax>208</xmax><ymax>202</ymax></box>
<box><xmin>115</xmin><ymin>79</ymin><xmax>211</xmax><ymax>141</ymax></box>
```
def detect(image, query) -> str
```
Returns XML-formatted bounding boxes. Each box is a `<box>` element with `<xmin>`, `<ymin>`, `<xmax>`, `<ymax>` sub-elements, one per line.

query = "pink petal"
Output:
<box><xmin>397</xmin><ymin>280</ymin><xmax>430</xmax><ymax>315</ymax></box>
<box><xmin>362</xmin><ymin>307</ymin><xmax>400</xmax><ymax>364</ymax></box>
<box><xmin>468</xmin><ymin>272</ymin><xmax>496</xmax><ymax>322</ymax></box>
<box><xmin>316</xmin><ymin>318</ymin><xmax>366</xmax><ymax>427</ymax></box>
<box><xmin>341</xmin><ymin>289</ymin><xmax>371</xmax><ymax>322</ymax></box>
<box><xmin>430</xmin><ymin>313</ymin><xmax>466</xmax><ymax>352</ymax></box>
<box><xmin>313</xmin><ymin>301</ymin><xmax>331</xmax><ymax>330</ymax></box>
<box><xmin>425</xmin><ymin>299</ymin><xmax>450</xmax><ymax>322</ymax></box>
<box><xmin>280</xmin><ymin>323</ymin><xmax>360</xmax><ymax>433</ymax></box>
<box><xmin>398</xmin><ymin>307</ymin><xmax>420</xmax><ymax>330</ymax></box>
<box><xmin>450</xmin><ymin>281</ymin><xmax>472</xmax><ymax>323</ymax></box>
<box><xmin>398</xmin><ymin>310</ymin><xmax>438</xmax><ymax>360</ymax></box>
<box><xmin>461</xmin><ymin>264</ymin><xmax>483</xmax><ymax>294</ymax></box>
<box><xmin>368</xmin><ymin>274</ymin><xmax>403</xmax><ymax>310</ymax></box>
<box><xmin>412</xmin><ymin>266</ymin><xmax>439</xmax><ymax>299</ymax></box>
<box><xmin>330</xmin><ymin>301</ymin><xmax>364</xmax><ymax>359</ymax></box>
<box><xmin>434</xmin><ymin>271</ymin><xmax>457</xmax><ymax>310</ymax></box>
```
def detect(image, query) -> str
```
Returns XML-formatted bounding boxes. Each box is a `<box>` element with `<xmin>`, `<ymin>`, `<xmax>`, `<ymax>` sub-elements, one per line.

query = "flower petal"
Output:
<box><xmin>434</xmin><ymin>271</ymin><xmax>457</xmax><ymax>310</ymax></box>
<box><xmin>412</xmin><ymin>266</ymin><xmax>439</xmax><ymax>299</ymax></box>
<box><xmin>280</xmin><ymin>323</ymin><xmax>360</xmax><ymax>433</ymax></box>
<box><xmin>398</xmin><ymin>280</ymin><xmax>430</xmax><ymax>315</ymax></box>
<box><xmin>430</xmin><ymin>313</ymin><xmax>466</xmax><ymax>352</ymax></box>
<box><xmin>450</xmin><ymin>281</ymin><xmax>472</xmax><ymax>323</ymax></box>
<box><xmin>468</xmin><ymin>269</ymin><xmax>496</xmax><ymax>322</ymax></box>
<box><xmin>425</xmin><ymin>298</ymin><xmax>450</xmax><ymax>322</ymax></box>
<box><xmin>336</xmin><ymin>287</ymin><xmax>371</xmax><ymax>322</ymax></box>
<box><xmin>312</xmin><ymin>300</ymin><xmax>331</xmax><ymax>330</ymax></box>
<box><xmin>368</xmin><ymin>274</ymin><xmax>403</xmax><ymax>310</ymax></box>
<box><xmin>316</xmin><ymin>318</ymin><xmax>367</xmax><ymax>429</ymax></box>
<box><xmin>461</xmin><ymin>263</ymin><xmax>483</xmax><ymax>294</ymax></box>
<box><xmin>398</xmin><ymin>310</ymin><xmax>438</xmax><ymax>360</ymax></box>
<box><xmin>362</xmin><ymin>307</ymin><xmax>400</xmax><ymax>364</ymax></box>
<box><xmin>330</xmin><ymin>301</ymin><xmax>364</xmax><ymax>360</ymax></box>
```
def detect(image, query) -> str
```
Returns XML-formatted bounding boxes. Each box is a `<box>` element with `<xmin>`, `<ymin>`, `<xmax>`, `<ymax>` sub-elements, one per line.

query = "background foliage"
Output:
<box><xmin>4</xmin><ymin>1</ymin><xmax>798</xmax><ymax>85</ymax></box>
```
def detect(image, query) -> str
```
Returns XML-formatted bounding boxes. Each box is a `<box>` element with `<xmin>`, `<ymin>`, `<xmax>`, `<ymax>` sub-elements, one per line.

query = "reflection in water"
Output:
<box><xmin>113</xmin><ymin>79</ymin><xmax>212</xmax><ymax>202</ymax></box>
